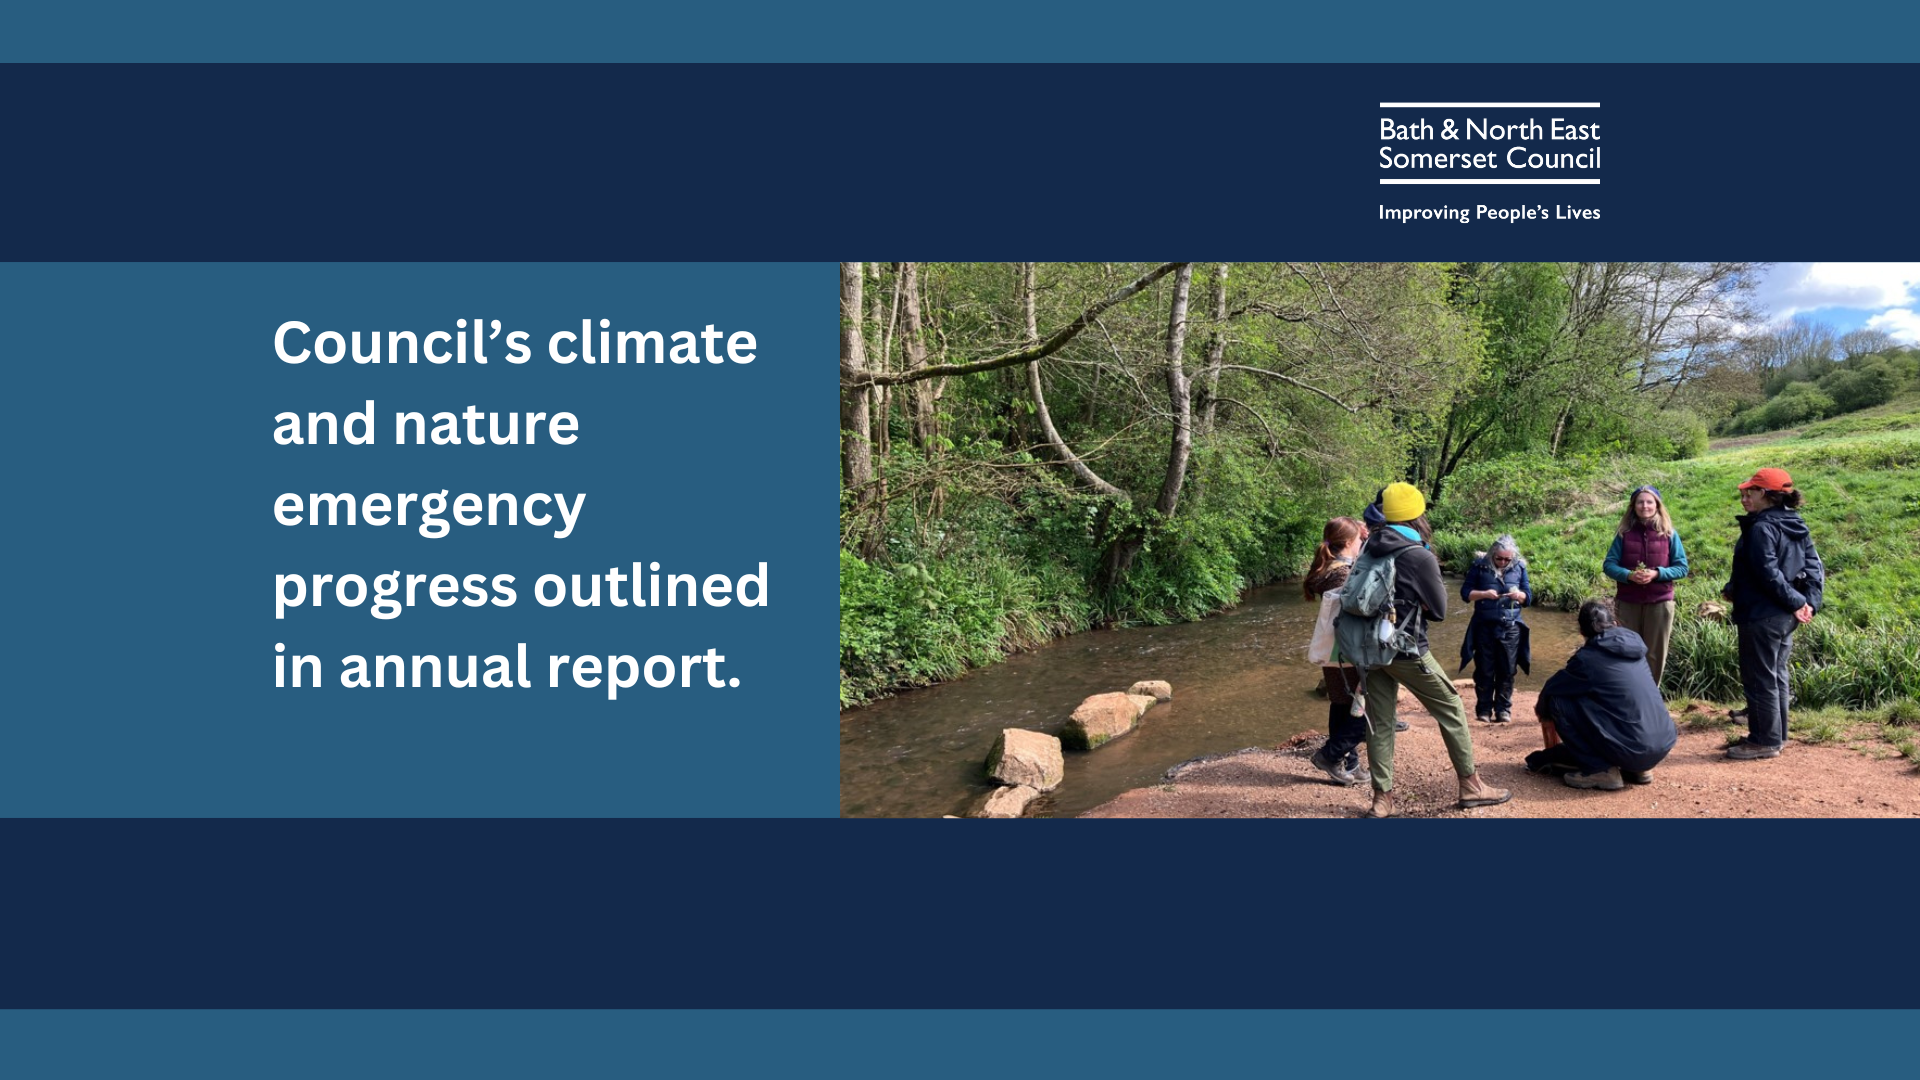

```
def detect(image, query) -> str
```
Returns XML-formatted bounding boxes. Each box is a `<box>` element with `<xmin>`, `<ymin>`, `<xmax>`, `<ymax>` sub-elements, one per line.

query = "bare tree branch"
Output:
<box><xmin>1215</xmin><ymin>364</ymin><xmax>1361</xmax><ymax>413</ymax></box>
<box><xmin>853</xmin><ymin>262</ymin><xmax>1188</xmax><ymax>387</ymax></box>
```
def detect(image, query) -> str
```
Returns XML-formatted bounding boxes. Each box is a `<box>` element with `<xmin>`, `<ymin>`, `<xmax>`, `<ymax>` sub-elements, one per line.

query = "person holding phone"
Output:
<box><xmin>1459</xmin><ymin>534</ymin><xmax>1533</xmax><ymax>723</ymax></box>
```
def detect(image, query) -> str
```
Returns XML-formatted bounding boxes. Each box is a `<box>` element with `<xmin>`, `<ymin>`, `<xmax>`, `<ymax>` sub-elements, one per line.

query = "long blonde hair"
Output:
<box><xmin>1617</xmin><ymin>485</ymin><xmax>1674</xmax><ymax>537</ymax></box>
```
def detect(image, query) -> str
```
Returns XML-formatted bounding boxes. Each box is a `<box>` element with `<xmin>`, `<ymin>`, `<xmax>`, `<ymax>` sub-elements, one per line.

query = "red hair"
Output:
<box><xmin>1305</xmin><ymin>516</ymin><xmax>1367</xmax><ymax>599</ymax></box>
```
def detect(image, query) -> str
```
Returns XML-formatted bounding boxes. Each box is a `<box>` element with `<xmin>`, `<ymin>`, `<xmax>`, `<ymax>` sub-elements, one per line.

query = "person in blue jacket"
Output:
<box><xmin>1459</xmin><ymin>535</ymin><xmax>1532</xmax><ymax>723</ymax></box>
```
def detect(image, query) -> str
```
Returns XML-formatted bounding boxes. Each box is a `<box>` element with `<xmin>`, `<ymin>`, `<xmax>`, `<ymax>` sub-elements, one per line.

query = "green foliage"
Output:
<box><xmin>1105</xmin><ymin>497</ymin><xmax>1316</xmax><ymax>625</ymax></box>
<box><xmin>839</xmin><ymin>548</ymin><xmax>1093</xmax><ymax>708</ymax></box>
<box><xmin>1719</xmin><ymin>347</ymin><xmax>1915</xmax><ymax>436</ymax></box>
<box><xmin>838</xmin><ymin>262</ymin><xmax>1916</xmax><ymax>709</ymax></box>
<box><xmin>1433</xmin><ymin>422</ymin><xmax>1920</xmax><ymax>628</ymax></box>
<box><xmin>1763</xmin><ymin>354</ymin><xmax>1839</xmax><ymax>398</ymax></box>
<box><xmin>1664</xmin><ymin>616</ymin><xmax>1920</xmax><ymax>712</ymax></box>
<box><xmin>1639</xmin><ymin>408</ymin><xmax>1711</xmax><ymax>460</ymax></box>
<box><xmin>1882</xmin><ymin>699</ymin><xmax>1920</xmax><ymax>726</ymax></box>
<box><xmin>1818</xmin><ymin>358</ymin><xmax>1902</xmax><ymax>413</ymax></box>
<box><xmin>1436</xmin><ymin>452</ymin><xmax>1626</xmax><ymax>534</ymax></box>
<box><xmin>1761</xmin><ymin>382</ymin><xmax>1835</xmax><ymax>430</ymax></box>
<box><xmin>1663</xmin><ymin>618</ymin><xmax>1744</xmax><ymax>702</ymax></box>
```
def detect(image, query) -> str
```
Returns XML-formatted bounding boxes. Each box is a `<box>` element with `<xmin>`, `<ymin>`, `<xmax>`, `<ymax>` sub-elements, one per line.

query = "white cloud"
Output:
<box><xmin>1754</xmin><ymin>262</ymin><xmax>1920</xmax><ymax>323</ymax></box>
<box><xmin>1864</xmin><ymin>308</ymin><xmax>1920</xmax><ymax>344</ymax></box>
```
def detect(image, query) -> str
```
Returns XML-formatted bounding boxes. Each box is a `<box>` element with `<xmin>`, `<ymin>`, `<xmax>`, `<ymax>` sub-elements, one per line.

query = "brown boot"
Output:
<box><xmin>1458</xmin><ymin>773</ymin><xmax>1512</xmax><ymax>809</ymax></box>
<box><xmin>1368</xmin><ymin>790</ymin><xmax>1395</xmax><ymax>819</ymax></box>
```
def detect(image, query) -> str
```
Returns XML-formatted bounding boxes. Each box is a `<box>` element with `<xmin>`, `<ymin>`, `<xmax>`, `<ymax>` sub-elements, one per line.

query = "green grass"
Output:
<box><xmin>1882</xmin><ymin>699</ymin><xmax>1920</xmax><ymax>726</ymax></box>
<box><xmin>1437</xmin><ymin>404</ymin><xmax>1920</xmax><ymax>714</ymax></box>
<box><xmin>1890</xmin><ymin>733</ymin><xmax>1919</xmax><ymax>764</ymax></box>
<box><xmin>1796</xmin><ymin>390</ymin><xmax>1920</xmax><ymax>439</ymax></box>
<box><xmin>1437</xmin><ymin>422</ymin><xmax>1920</xmax><ymax>628</ymax></box>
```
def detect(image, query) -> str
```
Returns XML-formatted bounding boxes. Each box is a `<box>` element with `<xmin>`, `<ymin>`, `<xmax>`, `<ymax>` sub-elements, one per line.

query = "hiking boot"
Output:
<box><xmin>1728</xmin><ymin>706</ymin><xmax>1749</xmax><ymax>720</ymax></box>
<box><xmin>1564</xmin><ymin>767</ymin><xmax>1625</xmax><ymax>791</ymax></box>
<box><xmin>1623</xmin><ymin>769</ymin><xmax>1654</xmax><ymax>785</ymax></box>
<box><xmin>1494</xmin><ymin>710</ymin><xmax>1512</xmax><ymax>724</ymax></box>
<box><xmin>1394</xmin><ymin>720</ymin><xmax>1410</xmax><ymax>732</ymax></box>
<box><xmin>1309</xmin><ymin>748</ymin><xmax>1361</xmax><ymax>786</ymax></box>
<box><xmin>1457</xmin><ymin>777</ymin><xmax>1512</xmax><ymax>809</ymax></box>
<box><xmin>1727</xmin><ymin>740</ymin><xmax>1783</xmax><ymax>761</ymax></box>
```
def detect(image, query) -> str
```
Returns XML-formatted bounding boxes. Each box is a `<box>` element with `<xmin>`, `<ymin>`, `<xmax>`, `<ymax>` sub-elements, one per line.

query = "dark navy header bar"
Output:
<box><xmin>3</xmin><ymin>63</ymin><xmax>1914</xmax><ymax>261</ymax></box>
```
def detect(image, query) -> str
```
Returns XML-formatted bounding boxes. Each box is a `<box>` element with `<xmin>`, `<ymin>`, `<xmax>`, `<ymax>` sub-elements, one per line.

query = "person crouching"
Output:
<box><xmin>1528</xmin><ymin>599</ymin><xmax>1678</xmax><ymax>790</ymax></box>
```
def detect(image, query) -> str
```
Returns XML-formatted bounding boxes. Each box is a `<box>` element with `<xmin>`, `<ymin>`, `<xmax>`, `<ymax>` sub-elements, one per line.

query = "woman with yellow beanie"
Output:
<box><xmin>1355</xmin><ymin>482</ymin><xmax>1511</xmax><ymax>817</ymax></box>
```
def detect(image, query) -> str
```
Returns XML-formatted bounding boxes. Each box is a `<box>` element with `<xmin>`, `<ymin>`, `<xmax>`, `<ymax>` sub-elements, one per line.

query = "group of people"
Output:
<box><xmin>1301</xmin><ymin>467</ymin><xmax>1824</xmax><ymax>816</ymax></box>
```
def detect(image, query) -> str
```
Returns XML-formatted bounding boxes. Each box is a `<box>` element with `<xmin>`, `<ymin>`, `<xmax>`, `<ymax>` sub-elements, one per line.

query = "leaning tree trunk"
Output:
<box><xmin>1023</xmin><ymin>262</ymin><xmax>1125</xmax><ymax>497</ymax></box>
<box><xmin>1103</xmin><ymin>263</ymin><xmax>1194</xmax><ymax>588</ymax></box>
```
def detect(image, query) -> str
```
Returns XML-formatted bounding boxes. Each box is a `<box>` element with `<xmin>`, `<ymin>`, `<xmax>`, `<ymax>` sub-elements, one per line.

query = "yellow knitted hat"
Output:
<box><xmin>1380</xmin><ymin>482</ymin><xmax>1426</xmax><ymax>523</ymax></box>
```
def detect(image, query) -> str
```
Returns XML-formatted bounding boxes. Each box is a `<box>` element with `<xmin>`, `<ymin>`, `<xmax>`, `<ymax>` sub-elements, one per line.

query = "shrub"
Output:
<box><xmin>1819</xmin><ymin>359</ymin><xmax>1901</xmax><ymax>413</ymax></box>
<box><xmin>1643</xmin><ymin>408</ymin><xmax>1710</xmax><ymax>460</ymax></box>
<box><xmin>1761</xmin><ymin>382</ymin><xmax>1836</xmax><ymax>429</ymax></box>
<box><xmin>839</xmin><ymin>547</ymin><xmax>1092</xmax><ymax>707</ymax></box>
<box><xmin>1438</xmin><ymin>452</ymin><xmax>1628</xmax><ymax>533</ymax></box>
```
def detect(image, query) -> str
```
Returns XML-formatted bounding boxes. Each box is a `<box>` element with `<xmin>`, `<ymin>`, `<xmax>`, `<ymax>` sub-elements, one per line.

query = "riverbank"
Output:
<box><xmin>1083</xmin><ymin>688</ymin><xmax>1920</xmax><ymax>818</ymax></box>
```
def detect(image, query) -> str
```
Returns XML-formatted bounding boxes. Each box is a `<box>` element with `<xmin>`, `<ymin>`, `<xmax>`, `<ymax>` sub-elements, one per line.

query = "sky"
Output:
<box><xmin>1750</xmin><ymin>263</ymin><xmax>1920</xmax><ymax>344</ymax></box>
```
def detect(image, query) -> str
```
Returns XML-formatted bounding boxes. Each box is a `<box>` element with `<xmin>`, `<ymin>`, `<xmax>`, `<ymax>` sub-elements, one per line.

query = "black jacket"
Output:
<box><xmin>1539</xmin><ymin>628</ymin><xmax>1677</xmax><ymax>771</ymax></box>
<box><xmin>1724</xmin><ymin>507</ymin><xmax>1825</xmax><ymax>625</ymax></box>
<box><xmin>1363</xmin><ymin>525</ymin><xmax>1447</xmax><ymax>654</ymax></box>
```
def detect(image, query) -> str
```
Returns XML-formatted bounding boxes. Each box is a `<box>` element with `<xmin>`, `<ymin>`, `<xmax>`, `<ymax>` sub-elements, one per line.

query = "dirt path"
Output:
<box><xmin>1083</xmin><ymin>687</ymin><xmax>1920</xmax><ymax>818</ymax></box>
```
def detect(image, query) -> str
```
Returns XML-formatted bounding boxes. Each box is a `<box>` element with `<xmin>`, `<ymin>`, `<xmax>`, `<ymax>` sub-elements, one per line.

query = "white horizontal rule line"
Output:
<box><xmin>1381</xmin><ymin>178</ymin><xmax>1601</xmax><ymax>185</ymax></box>
<box><xmin>1378</xmin><ymin>102</ymin><xmax>1600</xmax><ymax>108</ymax></box>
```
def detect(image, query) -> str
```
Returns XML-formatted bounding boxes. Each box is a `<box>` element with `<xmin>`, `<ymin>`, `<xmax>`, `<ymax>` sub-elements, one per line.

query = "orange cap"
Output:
<box><xmin>1738</xmin><ymin>467</ymin><xmax>1794</xmax><ymax>492</ymax></box>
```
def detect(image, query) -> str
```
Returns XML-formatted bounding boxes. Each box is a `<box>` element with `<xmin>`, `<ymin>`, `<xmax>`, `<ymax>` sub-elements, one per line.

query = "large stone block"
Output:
<box><xmin>1062</xmin><ymin>692</ymin><xmax>1143</xmax><ymax>750</ymax></box>
<box><xmin>1128</xmin><ymin>680</ymin><xmax>1173</xmax><ymax>702</ymax></box>
<box><xmin>985</xmin><ymin>728</ymin><xmax>1064</xmax><ymax>791</ymax></box>
<box><xmin>973</xmin><ymin>784</ymin><xmax>1040</xmax><ymax>818</ymax></box>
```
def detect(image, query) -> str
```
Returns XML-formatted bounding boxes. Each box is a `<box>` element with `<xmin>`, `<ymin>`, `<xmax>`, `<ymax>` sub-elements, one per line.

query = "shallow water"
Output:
<box><xmin>840</xmin><ymin>580</ymin><xmax>1584</xmax><ymax>818</ymax></box>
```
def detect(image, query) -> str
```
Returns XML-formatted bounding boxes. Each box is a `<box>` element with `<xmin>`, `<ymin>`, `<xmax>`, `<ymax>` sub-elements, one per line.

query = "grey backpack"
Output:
<box><xmin>1335</xmin><ymin>548</ymin><xmax>1419</xmax><ymax>669</ymax></box>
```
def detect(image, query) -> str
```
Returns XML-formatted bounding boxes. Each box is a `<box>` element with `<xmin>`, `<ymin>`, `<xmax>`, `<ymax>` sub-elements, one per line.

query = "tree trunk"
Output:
<box><xmin>901</xmin><ymin>262</ymin><xmax>937</xmax><ymax>449</ymax></box>
<box><xmin>871</xmin><ymin>263</ymin><xmax>892</xmax><ymax>458</ymax></box>
<box><xmin>839</xmin><ymin>263</ymin><xmax>877</xmax><ymax>557</ymax></box>
<box><xmin>1103</xmin><ymin>264</ymin><xmax>1195</xmax><ymax>587</ymax></box>
<box><xmin>1023</xmin><ymin>262</ymin><xmax>1125</xmax><ymax>498</ymax></box>
<box><xmin>1155</xmin><ymin>264</ymin><xmax>1196</xmax><ymax>517</ymax></box>
<box><xmin>1198</xmin><ymin>262</ymin><xmax>1229</xmax><ymax>435</ymax></box>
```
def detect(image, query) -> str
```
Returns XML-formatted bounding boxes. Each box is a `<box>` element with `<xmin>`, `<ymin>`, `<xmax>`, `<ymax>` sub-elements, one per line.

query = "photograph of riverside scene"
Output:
<box><xmin>839</xmin><ymin>262</ymin><xmax>1920</xmax><ymax>820</ymax></box>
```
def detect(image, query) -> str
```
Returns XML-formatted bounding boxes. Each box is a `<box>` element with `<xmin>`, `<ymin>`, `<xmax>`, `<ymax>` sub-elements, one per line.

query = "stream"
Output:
<box><xmin>840</xmin><ymin>579</ymin><xmax>1585</xmax><ymax>817</ymax></box>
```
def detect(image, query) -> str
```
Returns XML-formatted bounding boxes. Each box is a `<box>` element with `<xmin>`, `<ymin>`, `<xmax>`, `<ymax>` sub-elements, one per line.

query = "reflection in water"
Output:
<box><xmin>840</xmin><ymin>580</ymin><xmax>1585</xmax><ymax>818</ymax></box>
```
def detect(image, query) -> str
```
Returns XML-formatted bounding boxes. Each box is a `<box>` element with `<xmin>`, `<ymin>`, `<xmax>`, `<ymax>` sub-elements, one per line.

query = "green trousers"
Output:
<box><xmin>1615</xmin><ymin>599</ymin><xmax>1675</xmax><ymax>688</ymax></box>
<box><xmin>1363</xmin><ymin>651</ymin><xmax>1478</xmax><ymax>794</ymax></box>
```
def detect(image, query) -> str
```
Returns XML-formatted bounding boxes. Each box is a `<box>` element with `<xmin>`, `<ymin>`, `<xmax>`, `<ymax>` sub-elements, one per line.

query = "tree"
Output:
<box><xmin>839</xmin><ymin>262</ymin><xmax>881</xmax><ymax>558</ymax></box>
<box><xmin>844</xmin><ymin>263</ymin><xmax>1476</xmax><ymax>613</ymax></box>
<box><xmin>1838</xmin><ymin>327</ymin><xmax>1897</xmax><ymax>360</ymax></box>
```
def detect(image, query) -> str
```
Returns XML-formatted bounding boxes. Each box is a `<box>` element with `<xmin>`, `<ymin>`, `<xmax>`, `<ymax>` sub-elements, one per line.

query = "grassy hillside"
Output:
<box><xmin>1434</xmin><ymin>399</ymin><xmax>1920</xmax><ymax>709</ymax></box>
